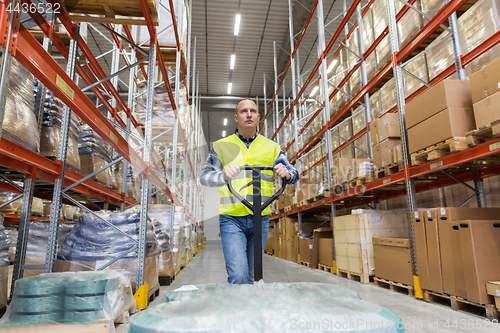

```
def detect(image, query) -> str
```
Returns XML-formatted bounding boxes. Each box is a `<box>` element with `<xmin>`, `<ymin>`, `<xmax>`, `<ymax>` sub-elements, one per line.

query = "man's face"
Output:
<box><xmin>234</xmin><ymin>100</ymin><xmax>260</xmax><ymax>130</ymax></box>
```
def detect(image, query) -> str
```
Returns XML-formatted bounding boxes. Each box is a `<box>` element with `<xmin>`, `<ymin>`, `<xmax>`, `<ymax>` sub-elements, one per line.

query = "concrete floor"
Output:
<box><xmin>117</xmin><ymin>240</ymin><xmax>500</xmax><ymax>332</ymax></box>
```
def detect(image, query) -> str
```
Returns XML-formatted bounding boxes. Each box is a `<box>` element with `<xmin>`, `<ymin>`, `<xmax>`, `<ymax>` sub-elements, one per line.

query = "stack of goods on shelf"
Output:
<box><xmin>339</xmin><ymin>117</ymin><xmax>354</xmax><ymax>158</ymax></box>
<box><xmin>331</xmin><ymin>157</ymin><xmax>374</xmax><ymax>190</ymax></box>
<box><xmin>370</xmin><ymin>113</ymin><xmax>401</xmax><ymax>170</ymax></box>
<box><xmin>334</xmin><ymin>210</ymin><xmax>410</xmax><ymax>284</ymax></box>
<box><xmin>63</xmin><ymin>205</ymin><xmax>84</xmax><ymax>221</ymax></box>
<box><xmin>0</xmin><ymin>270</ymin><xmax>134</xmax><ymax>328</ymax></box>
<box><xmin>265</xmin><ymin>224</ymin><xmax>275</xmax><ymax>255</ymax></box>
<box><xmin>148</xmin><ymin>205</ymin><xmax>187</xmax><ymax>275</ymax></box>
<box><xmin>405</xmin><ymin>80</ymin><xmax>474</xmax><ymax>164</ymax></box>
<box><xmin>3</xmin><ymin>58</ymin><xmax>40</xmax><ymax>152</ymax></box>
<box><xmin>56</xmin><ymin>208</ymin><xmax>160</xmax><ymax>293</ymax></box>
<box><xmin>24</xmin><ymin>221</ymin><xmax>75</xmax><ymax>278</ymax></box>
<box><xmin>369</xmin><ymin>90</ymin><xmax>382</xmax><ymax>121</ymax></box>
<box><xmin>468</xmin><ymin>56</ymin><xmax>500</xmax><ymax>130</ymax></box>
<box><xmin>0</xmin><ymin>223</ymin><xmax>9</xmax><ymax>310</ymax></box>
<box><xmin>373</xmin><ymin>237</ymin><xmax>414</xmax><ymax>287</ymax></box>
<box><xmin>352</xmin><ymin>106</ymin><xmax>369</xmax><ymax>159</ymax></box>
<box><xmin>329</xmin><ymin>60</ymin><xmax>350</xmax><ymax>115</ymax></box>
<box><xmin>78</xmin><ymin>125</ymin><xmax>114</xmax><ymax>189</ymax></box>
<box><xmin>379</xmin><ymin>78</ymin><xmax>397</xmax><ymax>115</ymax></box>
<box><xmin>395</xmin><ymin>0</ymin><xmax>423</xmax><ymax>48</ymax></box>
<box><xmin>4</xmin><ymin>225</ymin><xmax>17</xmax><ymax>263</ymax></box>
<box><xmin>151</xmin><ymin>219</ymin><xmax>175</xmax><ymax>279</ymax></box>
<box><xmin>413</xmin><ymin>208</ymin><xmax>500</xmax><ymax>305</ymax></box>
<box><xmin>0</xmin><ymin>192</ymin><xmax>43</xmax><ymax>216</ymax></box>
<box><xmin>403</xmin><ymin>55</ymin><xmax>429</xmax><ymax>98</ymax></box>
<box><xmin>111</xmin><ymin>150</ymin><xmax>141</xmax><ymax>201</ymax></box>
<box><xmin>38</xmin><ymin>86</ymin><xmax>81</xmax><ymax>171</ymax></box>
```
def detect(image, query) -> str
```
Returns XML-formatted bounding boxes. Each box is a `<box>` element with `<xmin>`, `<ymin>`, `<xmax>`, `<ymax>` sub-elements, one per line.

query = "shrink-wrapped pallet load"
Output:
<box><xmin>0</xmin><ymin>222</ymin><xmax>9</xmax><ymax>310</ymax></box>
<box><xmin>78</xmin><ymin>125</ymin><xmax>114</xmax><ymax>188</ymax></box>
<box><xmin>151</xmin><ymin>219</ymin><xmax>175</xmax><ymax>278</ymax></box>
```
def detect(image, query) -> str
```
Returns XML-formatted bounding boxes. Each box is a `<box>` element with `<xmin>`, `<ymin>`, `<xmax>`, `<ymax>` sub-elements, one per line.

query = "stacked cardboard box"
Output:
<box><xmin>370</xmin><ymin>114</ymin><xmax>401</xmax><ymax>169</ymax></box>
<box><xmin>405</xmin><ymin>80</ymin><xmax>475</xmax><ymax>154</ymax></box>
<box><xmin>468</xmin><ymin>56</ymin><xmax>500</xmax><ymax>128</ymax></box>
<box><xmin>331</xmin><ymin>158</ymin><xmax>374</xmax><ymax>187</ymax></box>
<box><xmin>373</xmin><ymin>237</ymin><xmax>414</xmax><ymax>286</ymax></box>
<box><xmin>413</xmin><ymin>208</ymin><xmax>500</xmax><ymax>304</ymax></box>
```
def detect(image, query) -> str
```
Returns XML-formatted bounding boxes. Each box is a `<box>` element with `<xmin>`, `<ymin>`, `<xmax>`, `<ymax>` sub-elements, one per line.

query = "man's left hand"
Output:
<box><xmin>274</xmin><ymin>163</ymin><xmax>291</xmax><ymax>180</ymax></box>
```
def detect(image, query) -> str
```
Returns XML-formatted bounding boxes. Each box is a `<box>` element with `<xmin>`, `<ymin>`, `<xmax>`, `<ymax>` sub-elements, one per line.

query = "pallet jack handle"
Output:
<box><xmin>227</xmin><ymin>166</ymin><xmax>287</xmax><ymax>282</ymax></box>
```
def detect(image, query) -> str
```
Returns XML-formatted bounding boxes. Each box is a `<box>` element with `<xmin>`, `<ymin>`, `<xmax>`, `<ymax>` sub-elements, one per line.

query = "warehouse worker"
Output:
<box><xmin>200</xmin><ymin>99</ymin><xmax>299</xmax><ymax>284</ymax></box>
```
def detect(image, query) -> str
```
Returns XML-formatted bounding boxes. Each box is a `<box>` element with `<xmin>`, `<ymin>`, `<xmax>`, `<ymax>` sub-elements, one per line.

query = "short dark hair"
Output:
<box><xmin>235</xmin><ymin>98</ymin><xmax>256</xmax><ymax>113</ymax></box>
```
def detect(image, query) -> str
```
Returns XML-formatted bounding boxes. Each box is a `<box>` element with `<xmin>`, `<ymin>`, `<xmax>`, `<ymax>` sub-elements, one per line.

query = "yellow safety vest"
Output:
<box><xmin>213</xmin><ymin>133</ymin><xmax>281</xmax><ymax>216</ymax></box>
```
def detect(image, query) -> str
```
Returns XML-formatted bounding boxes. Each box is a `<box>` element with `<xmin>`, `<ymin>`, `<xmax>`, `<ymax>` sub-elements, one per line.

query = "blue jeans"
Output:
<box><xmin>219</xmin><ymin>214</ymin><xmax>269</xmax><ymax>284</ymax></box>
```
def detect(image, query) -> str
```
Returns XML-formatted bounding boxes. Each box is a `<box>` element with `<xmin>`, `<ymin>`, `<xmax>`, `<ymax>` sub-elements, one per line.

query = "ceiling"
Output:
<box><xmin>191</xmin><ymin>0</ymin><xmax>358</xmax><ymax>146</ymax></box>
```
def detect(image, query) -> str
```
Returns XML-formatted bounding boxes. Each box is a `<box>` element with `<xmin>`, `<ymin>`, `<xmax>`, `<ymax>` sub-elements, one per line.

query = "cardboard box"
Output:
<box><xmin>468</xmin><ymin>56</ymin><xmax>500</xmax><ymax>103</ymax></box>
<box><xmin>486</xmin><ymin>281</ymin><xmax>500</xmax><ymax>309</ymax></box>
<box><xmin>378</xmin><ymin>114</ymin><xmax>401</xmax><ymax>141</ymax></box>
<box><xmin>298</xmin><ymin>238</ymin><xmax>313</xmax><ymax>263</ymax></box>
<box><xmin>393</xmin><ymin>144</ymin><xmax>403</xmax><ymax>164</ymax></box>
<box><xmin>373</xmin><ymin>237</ymin><xmax>414</xmax><ymax>286</ymax></box>
<box><xmin>352</xmin><ymin>158</ymin><xmax>373</xmax><ymax>179</ymax></box>
<box><xmin>437</xmin><ymin>216</ymin><xmax>456</xmax><ymax>296</ymax></box>
<box><xmin>459</xmin><ymin>220</ymin><xmax>500</xmax><ymax>304</ymax></box>
<box><xmin>472</xmin><ymin>90</ymin><xmax>500</xmax><ymax>128</ymax></box>
<box><xmin>451</xmin><ymin>222</ymin><xmax>467</xmax><ymax>299</ymax></box>
<box><xmin>405</xmin><ymin>80</ymin><xmax>473</xmax><ymax>128</ymax></box>
<box><xmin>372</xmin><ymin>143</ymin><xmax>381</xmax><ymax>169</ymax></box>
<box><xmin>318</xmin><ymin>238</ymin><xmax>334</xmax><ymax>267</ymax></box>
<box><xmin>424</xmin><ymin>209</ymin><xmax>444</xmax><ymax>294</ymax></box>
<box><xmin>369</xmin><ymin>118</ymin><xmax>379</xmax><ymax>146</ymax></box>
<box><xmin>407</xmin><ymin>107</ymin><xmax>475</xmax><ymax>154</ymax></box>
<box><xmin>380</xmin><ymin>138</ymin><xmax>401</xmax><ymax>167</ymax></box>
<box><xmin>437</xmin><ymin>207</ymin><xmax>500</xmax><ymax>221</ymax></box>
<box><xmin>310</xmin><ymin>228</ymin><xmax>333</xmax><ymax>269</ymax></box>
<box><xmin>412</xmin><ymin>211</ymin><xmax>431</xmax><ymax>290</ymax></box>
<box><xmin>332</xmin><ymin>158</ymin><xmax>353</xmax><ymax>184</ymax></box>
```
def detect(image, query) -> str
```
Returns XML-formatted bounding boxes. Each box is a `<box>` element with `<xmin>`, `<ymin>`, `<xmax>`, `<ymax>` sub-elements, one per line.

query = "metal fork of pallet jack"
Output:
<box><xmin>227</xmin><ymin>166</ymin><xmax>286</xmax><ymax>281</ymax></box>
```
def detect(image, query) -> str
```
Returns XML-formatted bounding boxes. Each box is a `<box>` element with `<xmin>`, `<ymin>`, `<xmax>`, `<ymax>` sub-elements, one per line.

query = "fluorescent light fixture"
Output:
<box><xmin>230</xmin><ymin>54</ymin><xmax>236</xmax><ymax>70</ymax></box>
<box><xmin>327</xmin><ymin>58</ymin><xmax>338</xmax><ymax>73</ymax></box>
<box><xmin>223</xmin><ymin>118</ymin><xmax>227</xmax><ymax>126</ymax></box>
<box><xmin>227</xmin><ymin>83</ymin><xmax>232</xmax><ymax>94</ymax></box>
<box><xmin>311</xmin><ymin>86</ymin><xmax>319</xmax><ymax>96</ymax></box>
<box><xmin>234</xmin><ymin>14</ymin><xmax>241</xmax><ymax>35</ymax></box>
<box><xmin>222</xmin><ymin>130</ymin><xmax>226</xmax><ymax>137</ymax></box>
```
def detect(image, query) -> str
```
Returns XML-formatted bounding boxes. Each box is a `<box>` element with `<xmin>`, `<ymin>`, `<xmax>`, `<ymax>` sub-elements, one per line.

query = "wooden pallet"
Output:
<box><xmin>299</xmin><ymin>261</ymin><xmax>310</xmax><ymax>268</ymax></box>
<box><xmin>337</xmin><ymin>269</ymin><xmax>373</xmax><ymax>284</ymax></box>
<box><xmin>410</xmin><ymin>137</ymin><xmax>468</xmax><ymax>166</ymax></box>
<box><xmin>284</xmin><ymin>206</ymin><xmax>292</xmax><ymax>212</ymax></box>
<box><xmin>376</xmin><ymin>163</ymin><xmax>403</xmax><ymax>179</ymax></box>
<box><xmin>61</xmin><ymin>0</ymin><xmax>160</xmax><ymax>26</ymax></box>
<box><xmin>374</xmin><ymin>277</ymin><xmax>414</xmax><ymax>297</ymax></box>
<box><xmin>318</xmin><ymin>263</ymin><xmax>334</xmax><ymax>273</ymax></box>
<box><xmin>349</xmin><ymin>174</ymin><xmax>375</xmax><ymax>188</ymax></box>
<box><xmin>423</xmin><ymin>290</ymin><xmax>500</xmax><ymax>321</ymax></box>
<box><xmin>466</xmin><ymin>119</ymin><xmax>500</xmax><ymax>147</ymax></box>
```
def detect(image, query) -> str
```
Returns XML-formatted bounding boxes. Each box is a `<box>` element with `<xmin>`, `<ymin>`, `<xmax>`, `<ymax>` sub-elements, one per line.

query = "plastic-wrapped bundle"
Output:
<box><xmin>354</xmin><ymin>134</ymin><xmax>369</xmax><ymax>159</ymax></box>
<box><xmin>348</xmin><ymin>67</ymin><xmax>362</xmax><ymax>96</ymax></box>
<box><xmin>425</xmin><ymin>31</ymin><xmax>454</xmax><ymax>80</ymax></box>
<box><xmin>0</xmin><ymin>270</ymin><xmax>134</xmax><ymax>328</ymax></box>
<box><xmin>331</xmin><ymin>64</ymin><xmax>350</xmax><ymax>112</ymax></box>
<box><xmin>111</xmin><ymin>150</ymin><xmax>141</xmax><ymax>200</ymax></box>
<box><xmin>379</xmin><ymin>78</ymin><xmax>397</xmax><ymax>114</ymax></box>
<box><xmin>0</xmin><ymin>221</ymin><xmax>9</xmax><ymax>309</ymax></box>
<box><xmin>130</xmin><ymin>282</ymin><xmax>403</xmax><ymax>333</ymax></box>
<box><xmin>78</xmin><ymin>124</ymin><xmax>114</xmax><ymax>188</ymax></box>
<box><xmin>403</xmin><ymin>54</ymin><xmax>429</xmax><ymax>97</ymax></box>
<box><xmin>3</xmin><ymin>58</ymin><xmax>40</xmax><ymax>152</ymax></box>
<box><xmin>24</xmin><ymin>221</ymin><xmax>75</xmax><ymax>278</ymax></box>
<box><xmin>362</xmin><ymin>9</ymin><xmax>375</xmax><ymax>52</ymax></box>
<box><xmin>352</xmin><ymin>106</ymin><xmax>366</xmax><ymax>135</ymax></box>
<box><xmin>370</xmin><ymin>90</ymin><xmax>382</xmax><ymax>120</ymax></box>
<box><xmin>0</xmin><ymin>192</ymin><xmax>43</xmax><ymax>215</ymax></box>
<box><xmin>420</xmin><ymin>0</ymin><xmax>446</xmax><ymax>21</ymax></box>
<box><xmin>39</xmin><ymin>86</ymin><xmax>81</xmax><ymax>171</ymax></box>
<box><xmin>152</xmin><ymin>219</ymin><xmax>175</xmax><ymax>277</ymax></box>
<box><xmin>376</xmin><ymin>34</ymin><xmax>392</xmax><ymax>69</ymax></box>
<box><xmin>148</xmin><ymin>205</ymin><xmax>187</xmax><ymax>274</ymax></box>
<box><xmin>56</xmin><ymin>208</ymin><xmax>160</xmax><ymax>292</ymax></box>
<box><xmin>396</xmin><ymin>0</ymin><xmax>423</xmax><ymax>48</ymax></box>
<box><xmin>372</xmin><ymin>0</ymin><xmax>388</xmax><ymax>39</ymax></box>
<box><xmin>4</xmin><ymin>225</ymin><xmax>17</xmax><ymax>263</ymax></box>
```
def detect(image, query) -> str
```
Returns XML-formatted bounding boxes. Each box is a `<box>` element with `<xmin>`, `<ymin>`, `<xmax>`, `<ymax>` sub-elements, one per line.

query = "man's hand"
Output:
<box><xmin>274</xmin><ymin>163</ymin><xmax>291</xmax><ymax>180</ymax></box>
<box><xmin>224</xmin><ymin>163</ymin><xmax>241</xmax><ymax>181</ymax></box>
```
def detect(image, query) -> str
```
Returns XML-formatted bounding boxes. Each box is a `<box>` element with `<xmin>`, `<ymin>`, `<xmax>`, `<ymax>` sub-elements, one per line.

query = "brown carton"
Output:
<box><xmin>393</xmin><ymin>144</ymin><xmax>403</xmax><ymax>164</ymax></box>
<box><xmin>405</xmin><ymin>80</ymin><xmax>473</xmax><ymax>128</ymax></box>
<box><xmin>472</xmin><ymin>90</ymin><xmax>500</xmax><ymax>128</ymax></box>
<box><xmin>380</xmin><ymin>138</ymin><xmax>401</xmax><ymax>168</ymax></box>
<box><xmin>373</xmin><ymin>237</ymin><xmax>414</xmax><ymax>286</ymax></box>
<box><xmin>372</xmin><ymin>143</ymin><xmax>381</xmax><ymax>169</ymax></box>
<box><xmin>318</xmin><ymin>238</ymin><xmax>334</xmax><ymax>267</ymax></box>
<box><xmin>369</xmin><ymin>118</ymin><xmax>379</xmax><ymax>146</ymax></box>
<box><xmin>437</xmin><ymin>216</ymin><xmax>456</xmax><ymax>296</ymax></box>
<box><xmin>407</xmin><ymin>107</ymin><xmax>475</xmax><ymax>154</ymax></box>
<box><xmin>310</xmin><ymin>228</ymin><xmax>333</xmax><ymax>269</ymax></box>
<box><xmin>378</xmin><ymin>114</ymin><xmax>401</xmax><ymax>141</ymax></box>
<box><xmin>486</xmin><ymin>281</ymin><xmax>500</xmax><ymax>309</ymax></box>
<box><xmin>459</xmin><ymin>220</ymin><xmax>500</xmax><ymax>304</ymax></box>
<box><xmin>468</xmin><ymin>56</ymin><xmax>500</xmax><ymax>103</ymax></box>
<box><xmin>451</xmin><ymin>222</ymin><xmax>467</xmax><ymax>298</ymax></box>
<box><xmin>412</xmin><ymin>211</ymin><xmax>430</xmax><ymax>290</ymax></box>
<box><xmin>298</xmin><ymin>238</ymin><xmax>313</xmax><ymax>263</ymax></box>
<box><xmin>424</xmin><ymin>209</ymin><xmax>443</xmax><ymax>294</ymax></box>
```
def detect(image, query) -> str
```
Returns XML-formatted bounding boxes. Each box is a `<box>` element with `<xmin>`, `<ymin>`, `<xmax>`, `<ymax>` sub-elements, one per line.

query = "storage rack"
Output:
<box><xmin>264</xmin><ymin>0</ymin><xmax>500</xmax><ymax>296</ymax></box>
<box><xmin>0</xmin><ymin>0</ymin><xmax>204</xmax><ymax>302</ymax></box>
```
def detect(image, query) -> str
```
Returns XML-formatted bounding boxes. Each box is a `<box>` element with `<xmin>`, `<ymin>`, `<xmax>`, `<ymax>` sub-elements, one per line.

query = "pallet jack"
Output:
<box><xmin>227</xmin><ymin>166</ymin><xmax>286</xmax><ymax>281</ymax></box>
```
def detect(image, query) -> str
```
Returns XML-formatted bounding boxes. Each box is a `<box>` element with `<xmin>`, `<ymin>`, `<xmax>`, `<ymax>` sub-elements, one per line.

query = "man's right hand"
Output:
<box><xmin>224</xmin><ymin>163</ymin><xmax>241</xmax><ymax>181</ymax></box>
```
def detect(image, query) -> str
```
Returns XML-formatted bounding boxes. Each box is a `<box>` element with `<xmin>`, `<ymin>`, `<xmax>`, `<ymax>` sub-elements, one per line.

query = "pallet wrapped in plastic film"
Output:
<box><xmin>0</xmin><ymin>270</ymin><xmax>135</xmax><ymax>332</ymax></box>
<box><xmin>55</xmin><ymin>208</ymin><xmax>160</xmax><ymax>293</ymax></box>
<box><xmin>3</xmin><ymin>58</ymin><xmax>40</xmax><ymax>152</ymax></box>
<box><xmin>0</xmin><ymin>192</ymin><xmax>43</xmax><ymax>215</ymax></box>
<box><xmin>129</xmin><ymin>282</ymin><xmax>404</xmax><ymax>333</ymax></box>
<box><xmin>4</xmin><ymin>225</ymin><xmax>17</xmax><ymax>263</ymax></box>
<box><xmin>23</xmin><ymin>221</ymin><xmax>75</xmax><ymax>278</ymax></box>
<box><xmin>78</xmin><ymin>124</ymin><xmax>114</xmax><ymax>188</ymax></box>
<box><xmin>111</xmin><ymin>150</ymin><xmax>142</xmax><ymax>201</ymax></box>
<box><xmin>0</xmin><ymin>221</ymin><xmax>9</xmax><ymax>310</ymax></box>
<box><xmin>152</xmin><ymin>219</ymin><xmax>175</xmax><ymax>277</ymax></box>
<box><xmin>148</xmin><ymin>205</ymin><xmax>187</xmax><ymax>275</ymax></box>
<box><xmin>403</xmin><ymin>54</ymin><xmax>429</xmax><ymax>97</ymax></box>
<box><xmin>38</xmin><ymin>85</ymin><xmax>81</xmax><ymax>171</ymax></box>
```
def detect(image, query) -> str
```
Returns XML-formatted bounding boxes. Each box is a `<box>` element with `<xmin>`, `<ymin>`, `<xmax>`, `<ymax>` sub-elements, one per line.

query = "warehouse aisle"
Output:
<box><xmin>118</xmin><ymin>241</ymin><xmax>500</xmax><ymax>333</ymax></box>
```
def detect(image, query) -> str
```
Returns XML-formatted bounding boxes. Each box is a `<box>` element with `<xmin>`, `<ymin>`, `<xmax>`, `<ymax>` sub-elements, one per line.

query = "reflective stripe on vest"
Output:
<box><xmin>213</xmin><ymin>133</ymin><xmax>281</xmax><ymax>216</ymax></box>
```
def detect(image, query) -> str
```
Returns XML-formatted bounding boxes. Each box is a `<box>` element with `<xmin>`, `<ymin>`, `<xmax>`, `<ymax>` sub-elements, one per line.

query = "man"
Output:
<box><xmin>200</xmin><ymin>99</ymin><xmax>299</xmax><ymax>284</ymax></box>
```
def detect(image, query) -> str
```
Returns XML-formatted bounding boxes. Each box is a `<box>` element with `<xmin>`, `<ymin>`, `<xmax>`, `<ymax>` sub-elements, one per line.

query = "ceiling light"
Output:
<box><xmin>327</xmin><ymin>58</ymin><xmax>338</xmax><ymax>73</ymax></box>
<box><xmin>311</xmin><ymin>86</ymin><xmax>319</xmax><ymax>96</ymax></box>
<box><xmin>227</xmin><ymin>83</ymin><xmax>232</xmax><ymax>94</ymax></box>
<box><xmin>230</xmin><ymin>54</ymin><xmax>236</xmax><ymax>70</ymax></box>
<box><xmin>234</xmin><ymin>14</ymin><xmax>241</xmax><ymax>36</ymax></box>
<box><xmin>222</xmin><ymin>130</ymin><xmax>226</xmax><ymax>137</ymax></box>
<box><xmin>223</xmin><ymin>118</ymin><xmax>227</xmax><ymax>126</ymax></box>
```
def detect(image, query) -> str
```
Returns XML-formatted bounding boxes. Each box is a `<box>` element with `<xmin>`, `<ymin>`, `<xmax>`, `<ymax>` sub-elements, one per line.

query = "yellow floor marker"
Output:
<box><xmin>413</xmin><ymin>275</ymin><xmax>423</xmax><ymax>299</ymax></box>
<box><xmin>134</xmin><ymin>284</ymin><xmax>149</xmax><ymax>311</ymax></box>
<box><xmin>332</xmin><ymin>260</ymin><xmax>337</xmax><ymax>273</ymax></box>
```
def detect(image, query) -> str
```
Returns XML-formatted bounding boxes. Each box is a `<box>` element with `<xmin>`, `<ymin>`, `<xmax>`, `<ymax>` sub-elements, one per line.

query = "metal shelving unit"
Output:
<box><xmin>263</xmin><ymin>0</ymin><xmax>500</xmax><ymax>297</ymax></box>
<box><xmin>0</xmin><ymin>0</ymin><xmax>204</xmax><ymax>302</ymax></box>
